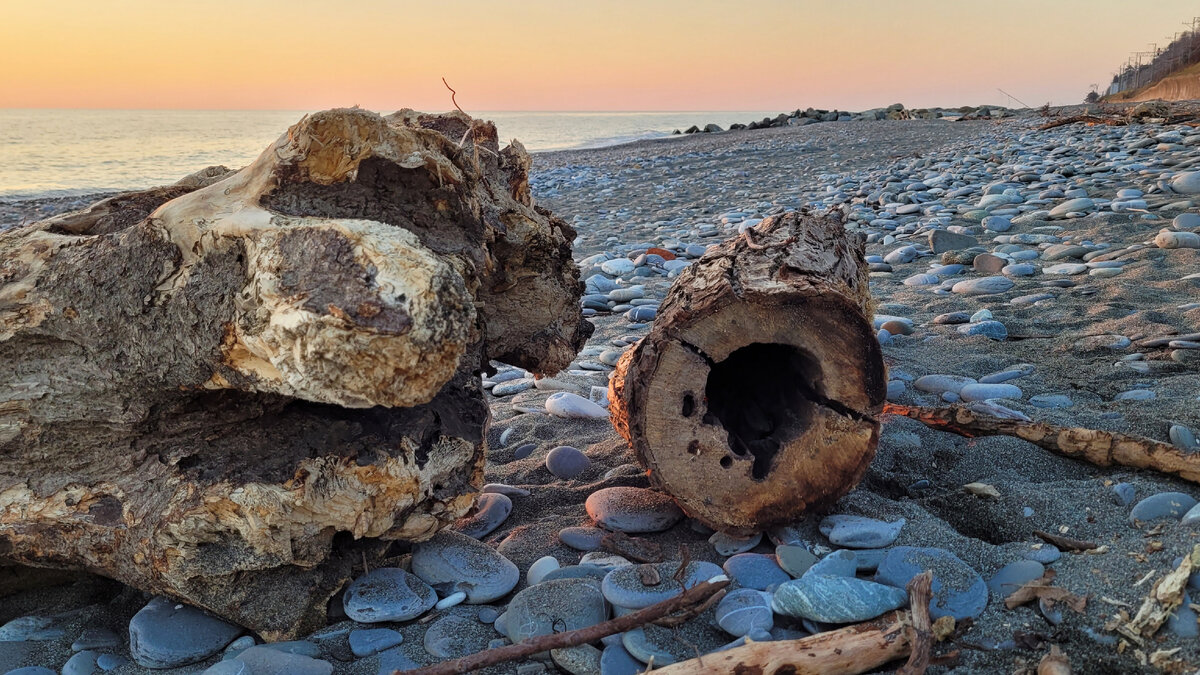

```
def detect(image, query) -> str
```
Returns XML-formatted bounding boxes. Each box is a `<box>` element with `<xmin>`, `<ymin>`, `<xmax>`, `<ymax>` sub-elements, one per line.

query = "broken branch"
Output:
<box><xmin>1033</xmin><ymin>530</ymin><xmax>1099</xmax><ymax>553</ymax></box>
<box><xmin>882</xmin><ymin>404</ymin><xmax>1200</xmax><ymax>484</ymax></box>
<box><xmin>394</xmin><ymin>580</ymin><xmax>729</xmax><ymax>675</ymax></box>
<box><xmin>897</xmin><ymin>571</ymin><xmax>934</xmax><ymax>675</ymax></box>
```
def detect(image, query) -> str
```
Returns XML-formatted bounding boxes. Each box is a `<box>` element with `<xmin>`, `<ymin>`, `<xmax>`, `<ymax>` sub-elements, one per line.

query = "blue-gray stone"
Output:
<box><xmin>259</xmin><ymin>641</ymin><xmax>320</xmax><ymax>658</ymax></box>
<box><xmin>376</xmin><ymin>647</ymin><xmax>421</xmax><ymax>675</ymax></box>
<box><xmin>714</xmin><ymin>589</ymin><xmax>773</xmax><ymax>637</ymax></box>
<box><xmin>1111</xmin><ymin>483</ymin><xmax>1136</xmax><ymax>506</ymax></box>
<box><xmin>986</xmin><ymin>561</ymin><xmax>1045</xmax><ymax>598</ymax></box>
<box><xmin>805</xmin><ymin>549</ymin><xmax>857</xmax><ymax>579</ymax></box>
<box><xmin>343</xmin><ymin>568</ymin><xmax>438</xmax><ymax>623</ymax></box>
<box><xmin>600</xmin><ymin>644</ymin><xmax>643</xmax><ymax>675</ymax></box>
<box><xmin>849</xmin><ymin>548</ymin><xmax>889</xmax><ymax>572</ymax></box>
<box><xmin>709</xmin><ymin>531</ymin><xmax>761</xmax><ymax>556</ymax></box>
<box><xmin>558</xmin><ymin>526</ymin><xmax>606</xmax><ymax>551</ymax></box>
<box><xmin>546</xmin><ymin>446</ymin><xmax>591</xmax><ymax>480</ymax></box>
<box><xmin>349</xmin><ymin>629</ymin><xmax>403</xmax><ymax>658</ymax></box>
<box><xmin>542</xmin><ymin>564</ymin><xmax>610</xmax><ymax>584</ymax></box>
<box><xmin>62</xmin><ymin>651</ymin><xmax>99</xmax><ymax>675</ymax></box>
<box><xmin>0</xmin><ymin>616</ymin><xmax>65</xmax><ymax>641</ymax></box>
<box><xmin>513</xmin><ymin>443</ymin><xmax>536</xmax><ymax>459</ymax></box>
<box><xmin>94</xmin><ymin>655</ymin><xmax>128</xmax><ymax>671</ymax></box>
<box><xmin>1024</xmin><ymin>545</ymin><xmax>1061</xmax><ymax>564</ymax></box>
<box><xmin>585</xmin><ymin>487</ymin><xmax>683</xmax><ymax>533</ymax></box>
<box><xmin>959</xmin><ymin>383</ymin><xmax>1021</xmax><ymax>401</ymax></box>
<box><xmin>958</xmin><ymin>321</ymin><xmax>1007</xmax><ymax>340</ymax></box>
<box><xmin>1167</xmin><ymin>592</ymin><xmax>1199</xmax><ymax>638</ymax></box>
<box><xmin>129</xmin><ymin>597</ymin><xmax>242</xmax><ymax>668</ymax></box>
<box><xmin>602</xmin><ymin>561</ymin><xmax>723</xmax><ymax>609</ymax></box>
<box><xmin>5</xmin><ymin>669</ymin><xmax>56</xmax><ymax>675</ymax></box>
<box><xmin>819</xmin><ymin>515</ymin><xmax>905</xmax><ymax>549</ymax></box>
<box><xmin>624</xmin><ymin>307</ymin><xmax>657</xmax><ymax>322</ymax></box>
<box><xmin>722</xmin><ymin>553</ymin><xmax>790</xmax><ymax>591</ymax></box>
<box><xmin>71</xmin><ymin>628</ymin><xmax>120</xmax><ymax>652</ymax></box>
<box><xmin>775</xmin><ymin>545</ymin><xmax>818</xmax><ymax>578</ymax></box>
<box><xmin>952</xmin><ymin>276</ymin><xmax>1014</xmax><ymax>295</ymax></box>
<box><xmin>1129</xmin><ymin>492</ymin><xmax>1198</xmax><ymax>525</ymax></box>
<box><xmin>229</xmin><ymin>646</ymin><xmax>332</xmax><ymax>675</ymax></box>
<box><xmin>422</xmin><ymin>616</ymin><xmax>494</xmax><ymax>659</ymax></box>
<box><xmin>771</xmin><ymin>575</ymin><xmax>908</xmax><ymax>623</ymax></box>
<box><xmin>454</xmin><ymin>493</ymin><xmax>513</xmax><ymax>539</ymax></box>
<box><xmin>222</xmin><ymin>635</ymin><xmax>256</xmax><ymax>659</ymax></box>
<box><xmin>875</xmin><ymin>547</ymin><xmax>987</xmax><ymax>620</ymax></box>
<box><xmin>600</xmin><ymin>259</ymin><xmax>636</xmax><ymax>276</ymax></box>
<box><xmin>411</xmin><ymin>530</ymin><xmax>520</xmax><ymax>603</ymax></box>
<box><xmin>503</xmin><ymin>578</ymin><xmax>608</xmax><ymax>642</ymax></box>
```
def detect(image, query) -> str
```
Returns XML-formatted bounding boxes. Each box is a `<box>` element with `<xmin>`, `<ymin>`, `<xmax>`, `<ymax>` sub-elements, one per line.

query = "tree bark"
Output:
<box><xmin>609</xmin><ymin>211</ymin><xmax>886</xmax><ymax>534</ymax></box>
<box><xmin>0</xmin><ymin>107</ymin><xmax>589</xmax><ymax>639</ymax></box>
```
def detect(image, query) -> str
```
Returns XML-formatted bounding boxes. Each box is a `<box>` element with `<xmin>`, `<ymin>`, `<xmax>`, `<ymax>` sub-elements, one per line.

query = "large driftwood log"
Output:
<box><xmin>609</xmin><ymin>211</ymin><xmax>886</xmax><ymax>534</ymax></box>
<box><xmin>0</xmin><ymin>107</ymin><xmax>589</xmax><ymax>639</ymax></box>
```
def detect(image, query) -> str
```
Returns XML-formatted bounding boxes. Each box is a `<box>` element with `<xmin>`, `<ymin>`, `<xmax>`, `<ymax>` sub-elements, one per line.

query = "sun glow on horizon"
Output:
<box><xmin>4</xmin><ymin>0</ymin><xmax>1199</xmax><ymax>111</ymax></box>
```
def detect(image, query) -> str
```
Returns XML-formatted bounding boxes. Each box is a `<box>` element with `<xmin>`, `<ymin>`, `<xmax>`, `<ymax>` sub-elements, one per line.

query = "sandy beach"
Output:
<box><xmin>3</xmin><ymin>110</ymin><xmax>1200</xmax><ymax>674</ymax></box>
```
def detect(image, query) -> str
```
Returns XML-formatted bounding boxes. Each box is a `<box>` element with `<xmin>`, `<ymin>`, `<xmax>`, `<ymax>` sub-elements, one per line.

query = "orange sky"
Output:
<box><xmin>3</xmin><ymin>0</ymin><xmax>1199</xmax><ymax>110</ymax></box>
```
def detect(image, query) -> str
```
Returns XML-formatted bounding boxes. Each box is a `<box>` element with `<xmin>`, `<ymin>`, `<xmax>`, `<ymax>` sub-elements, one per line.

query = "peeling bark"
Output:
<box><xmin>0</xmin><ymin>107</ymin><xmax>589</xmax><ymax>639</ymax></box>
<box><xmin>609</xmin><ymin>211</ymin><xmax>886</xmax><ymax>534</ymax></box>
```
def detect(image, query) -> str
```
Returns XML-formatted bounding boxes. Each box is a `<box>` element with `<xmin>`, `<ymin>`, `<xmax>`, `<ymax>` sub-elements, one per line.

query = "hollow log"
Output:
<box><xmin>0</xmin><ymin>107</ymin><xmax>589</xmax><ymax>639</ymax></box>
<box><xmin>609</xmin><ymin>211</ymin><xmax>885</xmax><ymax>534</ymax></box>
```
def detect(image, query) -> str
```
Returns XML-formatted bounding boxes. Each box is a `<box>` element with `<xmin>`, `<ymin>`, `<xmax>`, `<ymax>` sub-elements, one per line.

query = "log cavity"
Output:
<box><xmin>703</xmin><ymin>343</ymin><xmax>822</xmax><ymax>481</ymax></box>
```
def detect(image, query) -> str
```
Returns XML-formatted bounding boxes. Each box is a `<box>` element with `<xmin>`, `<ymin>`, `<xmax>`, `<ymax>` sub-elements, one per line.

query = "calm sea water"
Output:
<box><xmin>0</xmin><ymin>109</ymin><xmax>774</xmax><ymax>200</ymax></box>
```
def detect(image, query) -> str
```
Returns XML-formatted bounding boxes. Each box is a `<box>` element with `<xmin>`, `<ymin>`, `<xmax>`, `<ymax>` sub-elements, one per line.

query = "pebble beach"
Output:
<box><xmin>4</xmin><ymin>109</ymin><xmax>1200</xmax><ymax>674</ymax></box>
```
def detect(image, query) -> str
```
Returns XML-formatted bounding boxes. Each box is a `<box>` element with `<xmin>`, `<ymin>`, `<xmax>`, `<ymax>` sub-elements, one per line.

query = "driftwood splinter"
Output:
<box><xmin>609</xmin><ymin>211</ymin><xmax>886</xmax><ymax>533</ymax></box>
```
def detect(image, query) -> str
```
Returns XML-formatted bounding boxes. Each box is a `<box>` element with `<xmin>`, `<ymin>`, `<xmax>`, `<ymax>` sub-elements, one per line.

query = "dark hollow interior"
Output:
<box><xmin>703</xmin><ymin>343</ymin><xmax>822</xmax><ymax>480</ymax></box>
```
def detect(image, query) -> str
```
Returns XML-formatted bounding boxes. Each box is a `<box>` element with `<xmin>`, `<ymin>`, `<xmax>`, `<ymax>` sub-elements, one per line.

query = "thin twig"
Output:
<box><xmin>897</xmin><ymin>571</ymin><xmax>933</xmax><ymax>675</ymax></box>
<box><xmin>394</xmin><ymin>580</ymin><xmax>729</xmax><ymax>675</ymax></box>
<box><xmin>1033</xmin><ymin>530</ymin><xmax>1098</xmax><ymax>553</ymax></box>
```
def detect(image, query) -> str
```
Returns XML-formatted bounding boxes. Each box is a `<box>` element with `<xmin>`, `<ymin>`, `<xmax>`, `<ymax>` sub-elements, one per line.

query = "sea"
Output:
<box><xmin>0</xmin><ymin>109</ymin><xmax>776</xmax><ymax>200</ymax></box>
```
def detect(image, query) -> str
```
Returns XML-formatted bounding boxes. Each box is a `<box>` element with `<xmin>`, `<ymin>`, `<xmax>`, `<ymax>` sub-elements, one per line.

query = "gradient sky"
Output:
<box><xmin>4</xmin><ymin>0</ymin><xmax>1200</xmax><ymax>111</ymax></box>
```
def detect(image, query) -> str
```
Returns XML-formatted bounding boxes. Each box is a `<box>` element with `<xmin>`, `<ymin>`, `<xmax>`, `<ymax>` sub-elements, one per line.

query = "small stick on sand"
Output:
<box><xmin>1033</xmin><ymin>530</ymin><xmax>1099</xmax><ymax>553</ymax></box>
<box><xmin>897</xmin><ymin>571</ymin><xmax>934</xmax><ymax>675</ymax></box>
<box><xmin>882</xmin><ymin>404</ymin><xmax>1200</xmax><ymax>484</ymax></box>
<box><xmin>393</xmin><ymin>580</ymin><xmax>729</xmax><ymax>675</ymax></box>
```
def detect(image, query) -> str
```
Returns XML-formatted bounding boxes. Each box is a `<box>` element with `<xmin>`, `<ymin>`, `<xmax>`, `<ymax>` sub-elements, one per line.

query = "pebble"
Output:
<box><xmin>1029</xmin><ymin>394</ymin><xmax>1073</xmax><ymax>409</ymax></box>
<box><xmin>62</xmin><ymin>651</ymin><xmax>98</xmax><ymax>675</ymax></box>
<box><xmin>986</xmin><ymin>560</ymin><xmax>1045</xmax><ymax>598</ymax></box>
<box><xmin>1024</xmin><ymin>545</ymin><xmax>1062</xmax><ymax>564</ymax></box>
<box><xmin>542</xmin><ymin>564</ymin><xmax>610</xmax><ymax>584</ymax></box>
<box><xmin>546</xmin><ymin>392</ymin><xmax>610</xmax><ymax>419</ymax></box>
<box><xmin>722</xmin><ymin>553</ymin><xmax>790</xmax><ymax>590</ymax></box>
<box><xmin>601</xmin><ymin>561</ymin><xmax>723</xmax><ymax>609</ymax></box>
<box><xmin>1129</xmin><ymin>492</ymin><xmax>1199</xmax><ymax>525</ymax></box>
<box><xmin>71</xmin><ymin>628</ymin><xmax>121</xmax><ymax>652</ymax></box>
<box><xmin>1170</xmin><ymin>424</ymin><xmax>1199</xmax><ymax>451</ymax></box>
<box><xmin>527</xmin><ymin>555</ymin><xmax>561</xmax><ymax>585</ymax></box>
<box><xmin>129</xmin><ymin>597</ymin><xmax>242</xmax><ymax>668</ymax></box>
<box><xmin>913</xmin><ymin>374</ymin><xmax>976</xmax><ymax>395</ymax></box>
<box><xmin>709</xmin><ymin>531</ymin><xmax>762</xmax><ymax>556</ymax></box>
<box><xmin>1112</xmin><ymin>481</ymin><xmax>1138</xmax><ymax>506</ymax></box>
<box><xmin>805</xmin><ymin>549</ymin><xmax>858</xmax><ymax>578</ymax></box>
<box><xmin>952</xmin><ymin>276</ymin><xmax>1014</xmax><ymax>296</ymax></box>
<box><xmin>503</xmin><ymin>578</ymin><xmax>609</xmax><ymax>642</ymax></box>
<box><xmin>586</xmin><ymin>487</ymin><xmax>684</xmax><ymax>533</ymax></box>
<box><xmin>349</xmin><ymin>629</ymin><xmax>404</xmax><ymax>658</ymax></box>
<box><xmin>411</xmin><ymin>531</ymin><xmax>520</xmax><ymax>603</ymax></box>
<box><xmin>875</xmin><ymin>547</ymin><xmax>987</xmax><ymax>620</ymax></box>
<box><xmin>959</xmin><ymin>383</ymin><xmax>1021</xmax><ymax>401</ymax></box>
<box><xmin>422</xmin><ymin>616</ymin><xmax>494</xmax><ymax>659</ymax></box>
<box><xmin>558</xmin><ymin>526</ymin><xmax>607</xmax><ymax>551</ymax></box>
<box><xmin>1156</xmin><ymin>230</ymin><xmax>1200</xmax><ymax>249</ymax></box>
<box><xmin>552</xmin><ymin>645</ymin><xmax>603</xmax><ymax>675</ymax></box>
<box><xmin>455</xmin><ymin>492</ymin><xmax>513</xmax><ymax>539</ymax></box>
<box><xmin>775</xmin><ymin>544</ymin><xmax>819</xmax><ymax>578</ymax></box>
<box><xmin>342</xmin><ymin>568</ymin><xmax>437</xmax><ymax>623</ymax></box>
<box><xmin>546</xmin><ymin>445</ymin><xmax>591</xmax><ymax>479</ymax></box>
<box><xmin>957</xmin><ymin>321</ymin><xmax>1008</xmax><ymax>340</ymax></box>
<box><xmin>771</xmin><ymin>575</ymin><xmax>908</xmax><ymax>623</ymax></box>
<box><xmin>600</xmin><ymin>644</ymin><xmax>645</xmax><ymax>675</ymax></box>
<box><xmin>714</xmin><ymin>588</ymin><xmax>774</xmax><ymax>637</ymax></box>
<box><xmin>818</xmin><ymin>515</ymin><xmax>905</xmax><ymax>548</ymax></box>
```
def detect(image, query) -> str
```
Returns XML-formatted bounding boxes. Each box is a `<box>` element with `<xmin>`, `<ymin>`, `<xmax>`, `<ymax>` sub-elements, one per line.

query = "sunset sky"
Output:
<box><xmin>4</xmin><ymin>0</ymin><xmax>1199</xmax><ymax>111</ymax></box>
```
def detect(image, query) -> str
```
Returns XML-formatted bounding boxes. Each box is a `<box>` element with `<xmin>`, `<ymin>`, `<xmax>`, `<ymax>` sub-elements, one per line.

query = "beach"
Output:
<box><xmin>3</xmin><ymin>110</ymin><xmax>1200</xmax><ymax>674</ymax></box>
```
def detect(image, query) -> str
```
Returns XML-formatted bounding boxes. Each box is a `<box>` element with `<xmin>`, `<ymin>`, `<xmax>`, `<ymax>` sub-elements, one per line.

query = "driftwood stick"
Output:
<box><xmin>882</xmin><ymin>404</ymin><xmax>1200</xmax><ymax>483</ymax></box>
<box><xmin>1037</xmin><ymin>115</ymin><xmax>1128</xmax><ymax>130</ymax></box>
<box><xmin>1033</xmin><ymin>530</ymin><xmax>1099</xmax><ymax>553</ymax></box>
<box><xmin>653</xmin><ymin>610</ymin><xmax>913</xmax><ymax>675</ymax></box>
<box><xmin>897</xmin><ymin>571</ymin><xmax>934</xmax><ymax>675</ymax></box>
<box><xmin>394</xmin><ymin>580</ymin><xmax>730</xmax><ymax>675</ymax></box>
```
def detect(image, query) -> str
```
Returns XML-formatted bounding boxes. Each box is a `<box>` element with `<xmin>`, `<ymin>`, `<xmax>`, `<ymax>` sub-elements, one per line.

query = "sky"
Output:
<box><xmin>3</xmin><ymin>0</ymin><xmax>1200</xmax><ymax>111</ymax></box>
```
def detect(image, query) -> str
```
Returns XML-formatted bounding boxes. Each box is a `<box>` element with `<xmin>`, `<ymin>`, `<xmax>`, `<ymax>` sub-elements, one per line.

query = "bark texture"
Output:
<box><xmin>609</xmin><ymin>211</ymin><xmax>886</xmax><ymax>534</ymax></box>
<box><xmin>0</xmin><ymin>107</ymin><xmax>589</xmax><ymax>639</ymax></box>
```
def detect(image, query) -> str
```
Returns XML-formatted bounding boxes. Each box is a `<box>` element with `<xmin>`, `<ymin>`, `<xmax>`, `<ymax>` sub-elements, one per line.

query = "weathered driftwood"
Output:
<box><xmin>609</xmin><ymin>211</ymin><xmax>886</xmax><ymax>533</ymax></box>
<box><xmin>654</xmin><ymin>610</ymin><xmax>914</xmax><ymax>675</ymax></box>
<box><xmin>883</xmin><ymin>404</ymin><xmax>1200</xmax><ymax>484</ymax></box>
<box><xmin>0</xmin><ymin>107</ymin><xmax>589</xmax><ymax>639</ymax></box>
